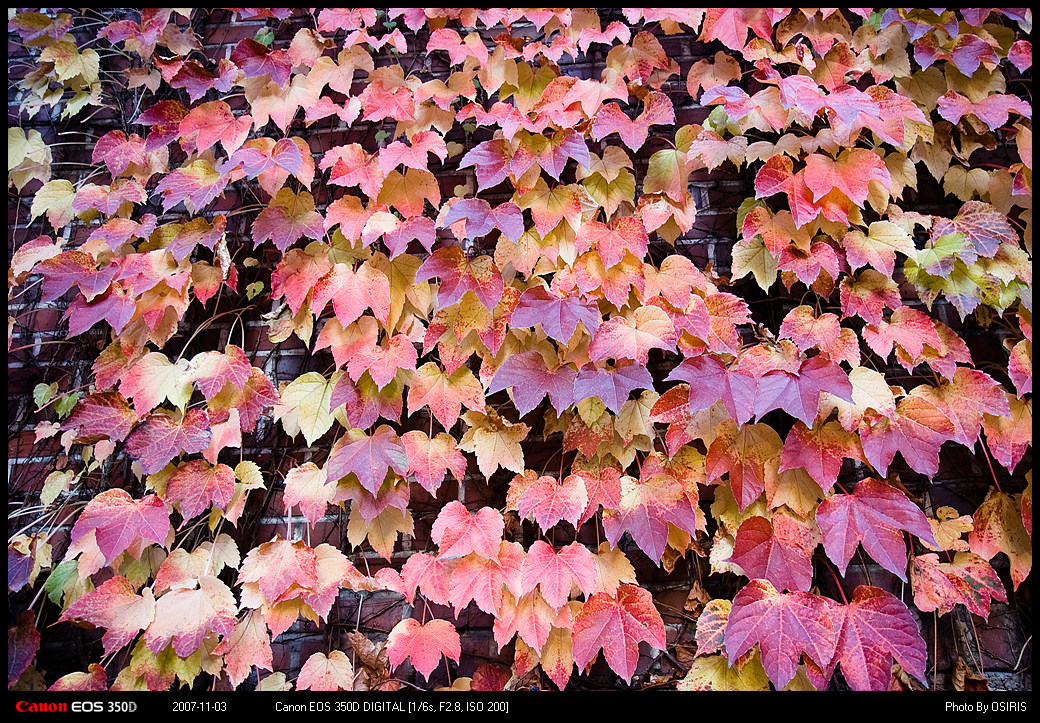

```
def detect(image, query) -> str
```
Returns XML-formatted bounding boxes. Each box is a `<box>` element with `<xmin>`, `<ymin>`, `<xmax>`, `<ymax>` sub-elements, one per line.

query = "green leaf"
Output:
<box><xmin>34</xmin><ymin>382</ymin><xmax>57</xmax><ymax>410</ymax></box>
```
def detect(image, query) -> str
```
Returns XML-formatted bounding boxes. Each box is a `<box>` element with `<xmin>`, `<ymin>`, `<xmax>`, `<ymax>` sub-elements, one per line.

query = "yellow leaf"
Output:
<box><xmin>31</xmin><ymin>179</ymin><xmax>76</xmax><ymax>230</ymax></box>
<box><xmin>347</xmin><ymin>505</ymin><xmax>413</xmax><ymax>560</ymax></box>
<box><xmin>459</xmin><ymin>409</ymin><xmax>529</xmax><ymax>478</ymax></box>
<box><xmin>944</xmin><ymin>165</ymin><xmax>990</xmax><ymax>202</ymax></box>
<box><xmin>274</xmin><ymin>371</ymin><xmax>339</xmax><ymax>446</ymax></box>
<box><xmin>678</xmin><ymin>651</ymin><xmax>770</xmax><ymax>691</ymax></box>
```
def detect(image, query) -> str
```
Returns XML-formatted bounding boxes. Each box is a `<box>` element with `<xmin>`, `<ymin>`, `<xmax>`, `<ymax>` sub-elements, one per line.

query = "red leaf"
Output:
<box><xmin>416</xmin><ymin>245</ymin><xmax>504</xmax><ymax>312</ymax></box>
<box><xmin>829</xmin><ymin>586</ymin><xmax>927</xmax><ymax>691</ymax></box>
<box><xmin>186</xmin><ymin>344</ymin><xmax>252</xmax><ymax>401</ymax></box>
<box><xmin>575</xmin><ymin>216</ymin><xmax>650</xmax><ymax>270</ymax></box>
<box><xmin>230</xmin><ymin>38</ymin><xmax>291</xmax><ymax>85</ymax></box>
<box><xmin>509</xmin><ymin>285</ymin><xmax>601</xmax><ymax>343</ymax></box>
<box><xmin>588</xmin><ymin>306</ymin><xmax>677</xmax><ymax>364</ymax></box>
<box><xmin>592</xmin><ymin>91</ymin><xmax>675</xmax><ymax>151</ymax></box>
<box><xmin>517</xmin><ymin>474</ymin><xmax>589</xmax><ymax>530</ymax></box>
<box><xmin>936</xmin><ymin>90</ymin><xmax>1031</xmax><ymax>133</ymax></box>
<box><xmin>458</xmin><ymin>138</ymin><xmax>512</xmax><ymax>191</ymax></box>
<box><xmin>602</xmin><ymin>471</ymin><xmax>699</xmax><ymax>563</ymax></box>
<box><xmin>431</xmin><ymin>501</ymin><xmax>504</xmax><ymax>560</ymax></box>
<box><xmin>60</xmin><ymin>391</ymin><xmax>137</xmax><ymax>443</ymax></box>
<box><xmin>573</xmin><ymin>361</ymin><xmax>654</xmax><ymax>414</ymax></box>
<box><xmin>251</xmin><ymin>189</ymin><xmax>324</xmax><ymax>253</ymax></box>
<box><xmin>70</xmin><ymin>489</ymin><xmax>170</xmax><ymax>565</ymax></box>
<box><xmin>92</xmin><ymin>130</ymin><xmax>146</xmax><ymax>177</ymax></box>
<box><xmin>179</xmin><ymin>101</ymin><xmax>252</xmax><ymax>155</ymax></box>
<box><xmin>803</xmin><ymin>149</ymin><xmax>890</xmax><ymax>208</ymax></box>
<box><xmin>700</xmin><ymin>9</ymin><xmax>774</xmax><ymax>51</ymax></box>
<box><xmin>326</xmin><ymin>425</ymin><xmax>407</xmax><ymax>494</ymax></box>
<box><xmin>932</xmin><ymin>201</ymin><xmax>1017</xmax><ymax>258</ymax></box>
<box><xmin>448</xmin><ymin>541</ymin><xmax>525</xmax><ymax>615</ymax></box>
<box><xmin>237</xmin><ymin>536</ymin><xmax>319</xmax><ymax>605</ymax></box>
<box><xmin>982</xmin><ymin>394</ymin><xmax>1031</xmax><ymax>472</ymax></box>
<box><xmin>858</xmin><ymin>393</ymin><xmax>957</xmax><ymax>478</ymax></box>
<box><xmin>60</xmin><ymin>576</ymin><xmax>156</xmax><ymax>655</ymax></box>
<box><xmin>400</xmin><ymin>430</ymin><xmax>468</xmax><ymax>495</ymax></box>
<box><xmin>815</xmin><ymin>478</ymin><xmax>936</xmax><ymax>581</ymax></box>
<box><xmin>165</xmin><ymin>460</ymin><xmax>236</xmax><ymax>525</ymax></box>
<box><xmin>571</xmin><ymin>583</ymin><xmax>667</xmax><ymax>681</ymax></box>
<box><xmin>442</xmin><ymin>198</ymin><xmax>524</xmax><ymax>244</ymax></box>
<box><xmin>124</xmin><ymin>408</ymin><xmax>212</xmax><ymax>475</ymax></box>
<box><xmin>488</xmin><ymin>350</ymin><xmax>577</xmax><ymax>415</ymax></box>
<box><xmin>407</xmin><ymin>362</ymin><xmax>485</xmax><ymax>429</ymax></box>
<box><xmin>728</xmin><ymin>514</ymin><xmax>815</xmax><ymax>592</ymax></box>
<box><xmin>520</xmin><ymin>541</ymin><xmax>597</xmax><ymax>610</ymax></box>
<box><xmin>725</xmin><ymin>579</ymin><xmax>837</xmax><ymax>690</ymax></box>
<box><xmin>386</xmin><ymin>618</ymin><xmax>461</xmax><ymax>682</ymax></box>
<box><xmin>778</xmin><ymin>421</ymin><xmax>862</xmax><ymax>494</ymax></box>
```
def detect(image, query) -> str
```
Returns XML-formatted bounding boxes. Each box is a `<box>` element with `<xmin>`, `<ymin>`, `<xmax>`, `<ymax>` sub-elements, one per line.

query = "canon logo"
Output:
<box><xmin>15</xmin><ymin>701</ymin><xmax>67</xmax><ymax>713</ymax></box>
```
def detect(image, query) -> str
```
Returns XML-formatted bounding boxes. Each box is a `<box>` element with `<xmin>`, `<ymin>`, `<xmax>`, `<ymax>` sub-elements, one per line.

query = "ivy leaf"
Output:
<box><xmin>803</xmin><ymin>148</ymin><xmax>891</xmax><ymax>208</ymax></box>
<box><xmin>165</xmin><ymin>460</ymin><xmax>235</xmax><ymax>526</ymax></box>
<box><xmin>273</xmin><ymin>371</ymin><xmax>337</xmax><ymax>446</ymax></box>
<box><xmin>400</xmin><ymin>430</ymin><xmax>468</xmax><ymax>495</ymax></box>
<box><xmin>969</xmin><ymin>488</ymin><xmax>1032</xmax><ymax>591</ymax></box>
<box><xmin>431</xmin><ymin>501</ymin><xmax>504</xmax><ymax>560</ymax></box>
<box><xmin>448</xmin><ymin>541</ymin><xmax>525</xmax><ymax>615</ymax></box>
<box><xmin>588</xmin><ymin>306</ymin><xmax>677</xmax><ymax>365</ymax></box>
<box><xmin>828</xmin><ymin>586</ymin><xmax>927</xmax><ymax>691</ymax></box>
<box><xmin>60</xmin><ymin>391</ymin><xmax>137</xmax><ymax>443</ymax></box>
<box><xmin>571</xmin><ymin>583</ymin><xmax>667</xmax><ymax>682</ymax></box>
<box><xmin>179</xmin><ymin>101</ymin><xmax>252</xmax><ymax>155</ymax></box>
<box><xmin>251</xmin><ymin>188</ymin><xmax>324</xmax><ymax>254</ymax></box>
<box><xmin>442</xmin><ymin>198</ymin><xmax>524</xmax><ymax>244</ymax></box>
<box><xmin>386</xmin><ymin>618</ymin><xmax>461</xmax><ymax>682</ymax></box>
<box><xmin>408</xmin><ymin>362</ymin><xmax>484</xmax><ymax>429</ymax></box>
<box><xmin>415</xmin><ymin>245</ymin><xmax>504</xmax><ymax>312</ymax></box>
<box><xmin>458</xmin><ymin>409</ymin><xmax>530</xmax><ymax>478</ymax></box>
<box><xmin>509</xmin><ymin>285</ymin><xmax>601</xmax><ymax>343</ymax></box>
<box><xmin>312</xmin><ymin>262</ymin><xmax>391</xmax><ymax>328</ymax></box>
<box><xmin>143</xmin><ymin>575</ymin><xmax>237</xmax><ymax>658</ymax></box>
<box><xmin>236</xmin><ymin>536</ymin><xmax>319</xmax><ymax>606</ymax></box>
<box><xmin>602</xmin><ymin>471</ymin><xmax>699</xmax><ymax>564</ymax></box>
<box><xmin>858</xmin><ymin>393</ymin><xmax>957</xmax><ymax>478</ymax></box>
<box><xmin>282</xmin><ymin>462</ymin><xmax>333</xmax><ymax>527</ymax></box>
<box><xmin>520</xmin><ymin>541</ymin><xmax>597</xmax><ymax>610</ymax></box>
<box><xmin>981</xmin><ymin>394</ymin><xmax>1031</xmax><ymax>472</ymax></box>
<box><xmin>911</xmin><ymin>552</ymin><xmax>1008</xmax><ymax>618</ymax></box>
<box><xmin>592</xmin><ymin>91</ymin><xmax>675</xmax><ymax>152</ymax></box>
<box><xmin>458</xmin><ymin>138</ymin><xmax>512</xmax><ymax>191</ymax></box>
<box><xmin>728</xmin><ymin>514</ymin><xmax>816</xmax><ymax>592</ymax></box>
<box><xmin>326</xmin><ymin>425</ymin><xmax>408</xmax><ymax>494</ymax></box>
<box><xmin>124</xmin><ymin>408</ymin><xmax>212</xmax><ymax>475</ymax></box>
<box><xmin>573</xmin><ymin>361</ymin><xmax>654</xmax><ymax>414</ymax></box>
<box><xmin>517</xmin><ymin>474</ymin><xmax>588</xmax><ymax>530</ymax></box>
<box><xmin>842</xmin><ymin>221</ymin><xmax>916</xmax><ymax>277</ymax></box>
<box><xmin>931</xmin><ymin>201</ymin><xmax>1017</xmax><ymax>258</ymax></box>
<box><xmin>700</xmin><ymin>9</ymin><xmax>774</xmax><ymax>52</ymax></box>
<box><xmin>488</xmin><ymin>350</ymin><xmax>577</xmax><ymax>416</ymax></box>
<box><xmin>705</xmin><ymin>421</ymin><xmax>782</xmax><ymax>512</ymax></box>
<box><xmin>815</xmin><ymin>478</ymin><xmax>937</xmax><ymax>581</ymax></box>
<box><xmin>778</xmin><ymin>421</ymin><xmax>863</xmax><ymax>494</ymax></box>
<box><xmin>297</xmin><ymin>650</ymin><xmax>354</xmax><ymax>691</ymax></box>
<box><xmin>59</xmin><ymin>576</ymin><xmax>156</xmax><ymax>656</ymax></box>
<box><xmin>724</xmin><ymin>579</ymin><xmax>837</xmax><ymax>691</ymax></box>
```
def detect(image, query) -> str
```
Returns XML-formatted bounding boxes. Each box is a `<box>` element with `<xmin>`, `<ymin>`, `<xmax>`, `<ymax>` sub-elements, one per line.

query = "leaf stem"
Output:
<box><xmin>822</xmin><ymin>559</ymin><xmax>849</xmax><ymax>605</ymax></box>
<box><xmin>978</xmin><ymin>438</ymin><xmax>1004</xmax><ymax>493</ymax></box>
